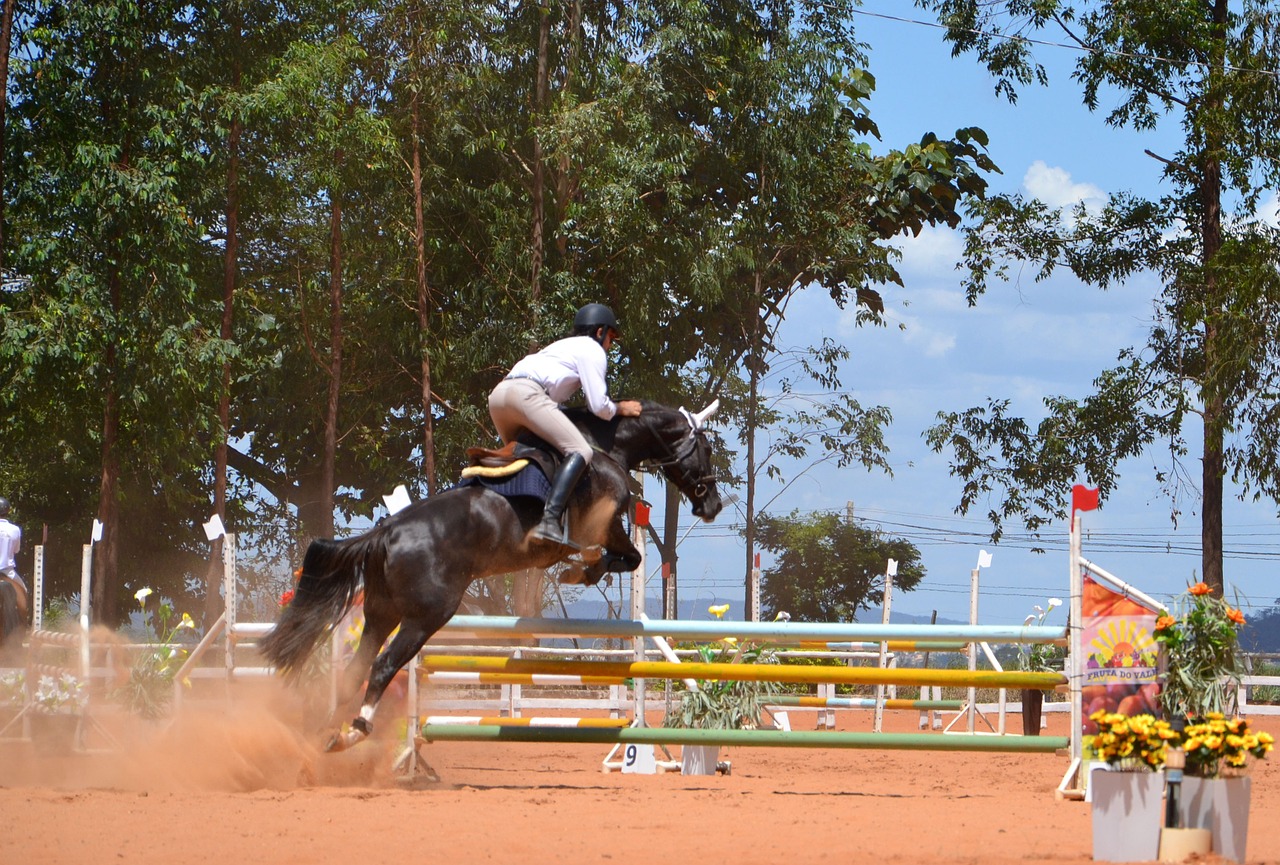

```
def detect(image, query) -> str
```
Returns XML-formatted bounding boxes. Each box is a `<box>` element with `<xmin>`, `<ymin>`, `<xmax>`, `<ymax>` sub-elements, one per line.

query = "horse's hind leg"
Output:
<box><xmin>326</xmin><ymin>619</ymin><xmax>434</xmax><ymax>752</ymax></box>
<box><xmin>332</xmin><ymin>596</ymin><xmax>401</xmax><ymax>718</ymax></box>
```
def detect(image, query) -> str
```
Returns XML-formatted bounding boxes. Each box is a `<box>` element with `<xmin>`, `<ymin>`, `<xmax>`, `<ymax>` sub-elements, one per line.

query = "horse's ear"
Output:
<box><xmin>691</xmin><ymin>399</ymin><xmax>719</xmax><ymax>430</ymax></box>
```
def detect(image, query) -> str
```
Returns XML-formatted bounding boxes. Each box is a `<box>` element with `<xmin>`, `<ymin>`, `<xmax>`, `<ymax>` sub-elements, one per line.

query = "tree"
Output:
<box><xmin>754</xmin><ymin>509</ymin><xmax>925</xmax><ymax>622</ymax></box>
<box><xmin>3</xmin><ymin>1</ymin><xmax>222</xmax><ymax>622</ymax></box>
<box><xmin>919</xmin><ymin>0</ymin><xmax>1280</xmax><ymax>594</ymax></box>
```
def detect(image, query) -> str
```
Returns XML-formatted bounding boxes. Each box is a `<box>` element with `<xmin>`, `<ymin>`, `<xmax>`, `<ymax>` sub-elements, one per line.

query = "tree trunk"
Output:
<box><xmin>93</xmin><ymin>293</ymin><xmax>121</xmax><ymax>626</ymax></box>
<box><xmin>0</xmin><ymin>0</ymin><xmax>16</xmax><ymax>268</ymax></box>
<box><xmin>320</xmin><ymin>189</ymin><xmax>343</xmax><ymax>540</ymax></box>
<box><xmin>1199</xmin><ymin>0</ymin><xmax>1228</xmax><ymax>595</ymax></box>
<box><xmin>207</xmin><ymin>49</ymin><xmax>243</xmax><ymax>626</ymax></box>
<box><xmin>663</xmin><ymin>481</ymin><xmax>681</xmax><ymax>618</ymax></box>
<box><xmin>744</xmin><ymin>272</ymin><xmax>762</xmax><ymax>622</ymax></box>
<box><xmin>529</xmin><ymin>1</ymin><xmax>550</xmax><ymax>320</ymax></box>
<box><xmin>410</xmin><ymin>94</ymin><xmax>437</xmax><ymax>495</ymax></box>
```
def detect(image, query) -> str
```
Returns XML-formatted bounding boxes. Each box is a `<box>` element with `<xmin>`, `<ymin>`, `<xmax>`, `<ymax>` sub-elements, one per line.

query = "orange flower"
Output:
<box><xmin>1227</xmin><ymin>607</ymin><xmax>1246</xmax><ymax>625</ymax></box>
<box><xmin>1189</xmin><ymin>582</ymin><xmax>1213</xmax><ymax>596</ymax></box>
<box><xmin>1155</xmin><ymin>615</ymin><xmax>1177</xmax><ymax>631</ymax></box>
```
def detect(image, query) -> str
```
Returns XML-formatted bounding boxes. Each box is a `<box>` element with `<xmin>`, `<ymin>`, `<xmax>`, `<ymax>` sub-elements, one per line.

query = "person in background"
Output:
<box><xmin>488</xmin><ymin>303</ymin><xmax>642</xmax><ymax>548</ymax></box>
<box><xmin>0</xmin><ymin>496</ymin><xmax>27</xmax><ymax>616</ymax></box>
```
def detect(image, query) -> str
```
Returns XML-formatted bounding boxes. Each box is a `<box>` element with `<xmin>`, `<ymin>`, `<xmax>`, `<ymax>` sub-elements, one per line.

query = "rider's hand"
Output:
<box><xmin>616</xmin><ymin>400</ymin><xmax>642</xmax><ymax>417</ymax></box>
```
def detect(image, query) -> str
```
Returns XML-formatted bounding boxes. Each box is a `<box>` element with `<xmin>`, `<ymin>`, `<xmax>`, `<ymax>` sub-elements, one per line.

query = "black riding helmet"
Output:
<box><xmin>572</xmin><ymin>303</ymin><xmax>619</xmax><ymax>345</ymax></box>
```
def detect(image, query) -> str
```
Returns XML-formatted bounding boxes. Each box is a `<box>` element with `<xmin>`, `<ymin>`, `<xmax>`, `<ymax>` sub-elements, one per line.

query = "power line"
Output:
<box><xmin>851</xmin><ymin>5</ymin><xmax>1280</xmax><ymax>79</ymax></box>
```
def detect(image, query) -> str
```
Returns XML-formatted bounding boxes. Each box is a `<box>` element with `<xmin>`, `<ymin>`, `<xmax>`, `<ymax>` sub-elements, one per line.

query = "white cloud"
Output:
<box><xmin>1257</xmin><ymin>190</ymin><xmax>1280</xmax><ymax>227</ymax></box>
<box><xmin>1023</xmin><ymin>160</ymin><xmax>1107</xmax><ymax>212</ymax></box>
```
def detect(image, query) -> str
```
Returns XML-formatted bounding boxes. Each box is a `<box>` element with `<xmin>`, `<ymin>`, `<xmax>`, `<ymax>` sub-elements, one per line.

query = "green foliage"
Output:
<box><xmin>1155</xmin><ymin>581</ymin><xmax>1247</xmax><ymax>718</ymax></box>
<box><xmin>664</xmin><ymin>641</ymin><xmax>782</xmax><ymax>730</ymax></box>
<box><xmin>109</xmin><ymin>588</ymin><xmax>196</xmax><ymax>719</ymax></box>
<box><xmin>1016</xmin><ymin>597</ymin><xmax>1064</xmax><ymax>673</ymax></box>
<box><xmin>917</xmin><ymin>1</ymin><xmax>1280</xmax><ymax>591</ymax></box>
<box><xmin>2</xmin><ymin>0</ymin><xmax>996</xmax><ymax>621</ymax></box>
<box><xmin>754</xmin><ymin>510</ymin><xmax>925</xmax><ymax>622</ymax></box>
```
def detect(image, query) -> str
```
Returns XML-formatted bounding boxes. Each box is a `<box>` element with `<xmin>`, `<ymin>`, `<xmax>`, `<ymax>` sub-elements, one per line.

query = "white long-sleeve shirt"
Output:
<box><xmin>0</xmin><ymin>518</ymin><xmax>20</xmax><ymax>574</ymax></box>
<box><xmin>507</xmin><ymin>335</ymin><xmax>618</xmax><ymax>420</ymax></box>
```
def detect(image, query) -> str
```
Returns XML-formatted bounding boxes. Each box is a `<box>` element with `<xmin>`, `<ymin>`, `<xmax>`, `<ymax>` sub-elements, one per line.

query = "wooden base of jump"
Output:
<box><xmin>419</xmin><ymin>723</ymin><xmax>1070</xmax><ymax>753</ymax></box>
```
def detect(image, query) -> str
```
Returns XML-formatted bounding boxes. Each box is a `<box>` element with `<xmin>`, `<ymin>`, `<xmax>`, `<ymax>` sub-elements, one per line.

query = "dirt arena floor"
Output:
<box><xmin>2</xmin><ymin>697</ymin><xmax>1277</xmax><ymax>865</ymax></box>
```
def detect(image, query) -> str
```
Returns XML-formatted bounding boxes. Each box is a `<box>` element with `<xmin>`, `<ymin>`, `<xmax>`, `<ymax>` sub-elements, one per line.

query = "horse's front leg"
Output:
<box><xmin>578</xmin><ymin>515</ymin><xmax>641</xmax><ymax>586</ymax></box>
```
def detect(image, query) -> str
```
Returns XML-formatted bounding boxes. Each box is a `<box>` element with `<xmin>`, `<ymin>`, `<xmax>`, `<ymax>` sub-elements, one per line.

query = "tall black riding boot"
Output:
<box><xmin>531</xmin><ymin>452</ymin><xmax>588</xmax><ymax>548</ymax></box>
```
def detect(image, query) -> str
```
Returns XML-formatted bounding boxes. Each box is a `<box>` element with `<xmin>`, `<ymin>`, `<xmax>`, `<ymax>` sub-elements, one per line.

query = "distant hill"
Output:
<box><xmin>555</xmin><ymin>596</ymin><xmax>965</xmax><ymax>627</ymax></box>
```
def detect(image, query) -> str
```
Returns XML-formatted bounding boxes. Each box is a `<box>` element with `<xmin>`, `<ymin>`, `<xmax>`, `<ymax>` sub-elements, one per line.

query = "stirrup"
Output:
<box><xmin>530</xmin><ymin>517</ymin><xmax>581</xmax><ymax>551</ymax></box>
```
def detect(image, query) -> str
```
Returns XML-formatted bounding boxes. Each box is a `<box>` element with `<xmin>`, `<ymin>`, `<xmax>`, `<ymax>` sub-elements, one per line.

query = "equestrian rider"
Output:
<box><xmin>0</xmin><ymin>497</ymin><xmax>26</xmax><ymax>615</ymax></box>
<box><xmin>488</xmin><ymin>303</ymin><xmax>642</xmax><ymax>548</ymax></box>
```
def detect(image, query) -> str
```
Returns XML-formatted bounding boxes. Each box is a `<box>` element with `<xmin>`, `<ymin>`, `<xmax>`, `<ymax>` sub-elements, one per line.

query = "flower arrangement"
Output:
<box><xmin>1089</xmin><ymin>709</ymin><xmax>1177</xmax><ymax>771</ymax></box>
<box><xmin>31</xmin><ymin>672</ymin><xmax>88</xmax><ymax>715</ymax></box>
<box><xmin>1154</xmin><ymin>580</ymin><xmax>1246</xmax><ymax>718</ymax></box>
<box><xmin>110</xmin><ymin>587</ymin><xmax>196</xmax><ymax>719</ymax></box>
<box><xmin>664</xmin><ymin>604</ymin><xmax>781</xmax><ymax>731</ymax></box>
<box><xmin>1</xmin><ymin>669</ymin><xmax>26</xmax><ymax>708</ymax></box>
<box><xmin>1179</xmin><ymin>712</ymin><xmax>1275</xmax><ymax>778</ymax></box>
<box><xmin>1018</xmin><ymin>597</ymin><xmax>1064</xmax><ymax>673</ymax></box>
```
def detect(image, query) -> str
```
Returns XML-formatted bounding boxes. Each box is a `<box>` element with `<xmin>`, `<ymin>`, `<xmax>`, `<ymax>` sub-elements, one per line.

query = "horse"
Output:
<box><xmin>0</xmin><ymin>577</ymin><xmax>25</xmax><ymax>662</ymax></box>
<box><xmin>260</xmin><ymin>398</ymin><xmax>724</xmax><ymax>752</ymax></box>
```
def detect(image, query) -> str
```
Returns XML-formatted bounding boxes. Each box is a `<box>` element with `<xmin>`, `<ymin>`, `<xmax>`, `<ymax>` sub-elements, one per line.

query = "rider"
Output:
<box><xmin>488</xmin><ymin>303</ymin><xmax>642</xmax><ymax>548</ymax></box>
<box><xmin>0</xmin><ymin>496</ymin><xmax>26</xmax><ymax>615</ymax></box>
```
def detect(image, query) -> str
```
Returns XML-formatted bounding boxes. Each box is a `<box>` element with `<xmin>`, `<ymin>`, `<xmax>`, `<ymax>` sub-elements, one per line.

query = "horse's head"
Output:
<box><xmin>641</xmin><ymin>399</ymin><xmax>724</xmax><ymax>522</ymax></box>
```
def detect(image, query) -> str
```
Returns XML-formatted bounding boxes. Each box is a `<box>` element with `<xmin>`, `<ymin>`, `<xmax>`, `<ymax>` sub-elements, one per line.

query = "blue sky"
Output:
<box><xmin>618</xmin><ymin>3</ymin><xmax>1280</xmax><ymax>628</ymax></box>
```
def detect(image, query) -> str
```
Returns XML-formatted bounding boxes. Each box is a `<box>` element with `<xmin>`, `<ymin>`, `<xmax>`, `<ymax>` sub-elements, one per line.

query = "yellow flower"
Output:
<box><xmin>178</xmin><ymin>612</ymin><xmax>195</xmax><ymax>630</ymax></box>
<box><xmin>721</xmin><ymin>637</ymin><xmax>738</xmax><ymax>647</ymax></box>
<box><xmin>134</xmin><ymin>587</ymin><xmax>153</xmax><ymax>605</ymax></box>
<box><xmin>708</xmin><ymin>604</ymin><xmax>730</xmax><ymax>619</ymax></box>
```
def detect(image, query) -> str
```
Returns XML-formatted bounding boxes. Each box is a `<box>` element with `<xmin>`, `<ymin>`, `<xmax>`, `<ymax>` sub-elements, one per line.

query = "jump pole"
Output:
<box><xmin>771</xmin><ymin>695</ymin><xmax>964</xmax><ymax>712</ymax></box>
<box><xmin>437</xmin><ymin>616</ymin><xmax>1063</xmax><ymax>645</ymax></box>
<box><xmin>420</xmin><ymin>723</ymin><xmax>1069</xmax><ymax>753</ymax></box>
<box><xmin>418</xmin><ymin>655</ymin><xmax>1066</xmax><ymax>691</ymax></box>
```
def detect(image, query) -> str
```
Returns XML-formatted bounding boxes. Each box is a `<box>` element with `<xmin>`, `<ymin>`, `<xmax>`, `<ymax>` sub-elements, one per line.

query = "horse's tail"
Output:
<box><xmin>259</xmin><ymin>532</ymin><xmax>387</xmax><ymax>678</ymax></box>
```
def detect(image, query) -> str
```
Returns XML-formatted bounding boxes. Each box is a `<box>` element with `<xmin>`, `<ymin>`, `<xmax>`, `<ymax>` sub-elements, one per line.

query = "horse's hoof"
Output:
<box><xmin>560</xmin><ymin>563</ymin><xmax>587</xmax><ymax>584</ymax></box>
<box><xmin>323</xmin><ymin>726</ymin><xmax>367</xmax><ymax>753</ymax></box>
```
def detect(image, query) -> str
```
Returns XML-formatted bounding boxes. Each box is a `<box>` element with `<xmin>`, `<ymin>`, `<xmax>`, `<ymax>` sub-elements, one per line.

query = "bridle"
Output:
<box><xmin>636</xmin><ymin>407</ymin><xmax>718</xmax><ymax>502</ymax></box>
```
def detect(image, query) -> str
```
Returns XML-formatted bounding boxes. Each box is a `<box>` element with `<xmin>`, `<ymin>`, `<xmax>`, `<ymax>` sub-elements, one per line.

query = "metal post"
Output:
<box><xmin>630</xmin><ymin>478</ymin><xmax>647</xmax><ymax>726</ymax></box>
<box><xmin>32</xmin><ymin>544</ymin><xmax>44</xmax><ymax>631</ymax></box>
<box><xmin>223</xmin><ymin>532</ymin><xmax>237</xmax><ymax>694</ymax></box>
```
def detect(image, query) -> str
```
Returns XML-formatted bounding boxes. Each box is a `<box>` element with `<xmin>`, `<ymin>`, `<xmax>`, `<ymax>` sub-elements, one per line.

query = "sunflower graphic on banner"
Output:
<box><xmin>1081</xmin><ymin>573</ymin><xmax>1161</xmax><ymax>738</ymax></box>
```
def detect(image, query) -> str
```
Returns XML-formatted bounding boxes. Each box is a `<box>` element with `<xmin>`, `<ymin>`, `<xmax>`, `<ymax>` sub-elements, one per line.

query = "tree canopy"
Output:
<box><xmin>1</xmin><ymin>0</ymin><xmax>994</xmax><ymax>622</ymax></box>
<box><xmin>919</xmin><ymin>0</ymin><xmax>1280</xmax><ymax>594</ymax></box>
<box><xmin>754</xmin><ymin>509</ymin><xmax>925</xmax><ymax>622</ymax></box>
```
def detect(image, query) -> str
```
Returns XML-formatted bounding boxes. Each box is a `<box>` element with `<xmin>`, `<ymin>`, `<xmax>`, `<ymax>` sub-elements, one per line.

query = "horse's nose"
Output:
<box><xmin>696</xmin><ymin>490</ymin><xmax>724</xmax><ymax>521</ymax></box>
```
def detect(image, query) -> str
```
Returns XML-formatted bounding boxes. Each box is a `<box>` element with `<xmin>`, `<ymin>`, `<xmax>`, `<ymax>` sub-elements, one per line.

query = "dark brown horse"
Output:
<box><xmin>260</xmin><ymin>399</ymin><xmax>723</xmax><ymax>751</ymax></box>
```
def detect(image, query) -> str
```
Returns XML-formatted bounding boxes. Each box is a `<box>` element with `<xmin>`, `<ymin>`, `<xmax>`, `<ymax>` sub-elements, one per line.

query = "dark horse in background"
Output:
<box><xmin>261</xmin><ymin>399</ymin><xmax>724</xmax><ymax>752</ymax></box>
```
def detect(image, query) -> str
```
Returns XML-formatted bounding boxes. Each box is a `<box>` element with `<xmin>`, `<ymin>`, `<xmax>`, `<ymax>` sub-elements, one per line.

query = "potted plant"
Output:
<box><xmin>663</xmin><ymin>604</ymin><xmax>781</xmax><ymax>775</ymax></box>
<box><xmin>110</xmin><ymin>587</ymin><xmax>196</xmax><ymax>719</ymax></box>
<box><xmin>1087</xmin><ymin>709</ymin><xmax>1175</xmax><ymax>862</ymax></box>
<box><xmin>0</xmin><ymin>669</ymin><xmax>24</xmax><ymax>733</ymax></box>
<box><xmin>1174</xmin><ymin>710</ymin><xmax>1273</xmax><ymax>861</ymax></box>
<box><xmin>1154</xmin><ymin>581</ymin><xmax>1266</xmax><ymax>862</ymax></box>
<box><xmin>1015</xmin><ymin>597</ymin><xmax>1063</xmax><ymax>735</ymax></box>
<box><xmin>1155</xmin><ymin>581</ymin><xmax>1245</xmax><ymax>717</ymax></box>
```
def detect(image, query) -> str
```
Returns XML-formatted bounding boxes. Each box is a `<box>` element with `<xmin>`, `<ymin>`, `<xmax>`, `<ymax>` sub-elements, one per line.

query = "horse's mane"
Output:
<box><xmin>562</xmin><ymin>399</ymin><xmax>673</xmax><ymax>453</ymax></box>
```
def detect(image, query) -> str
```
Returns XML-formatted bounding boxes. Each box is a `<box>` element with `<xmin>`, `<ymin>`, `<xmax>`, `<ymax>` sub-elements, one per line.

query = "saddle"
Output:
<box><xmin>463</xmin><ymin>440</ymin><xmax>559</xmax><ymax>481</ymax></box>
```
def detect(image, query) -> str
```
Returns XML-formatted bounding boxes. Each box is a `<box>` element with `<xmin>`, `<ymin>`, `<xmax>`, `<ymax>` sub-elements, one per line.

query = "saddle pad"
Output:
<box><xmin>457</xmin><ymin>462</ymin><xmax>551</xmax><ymax>501</ymax></box>
<box><xmin>460</xmin><ymin>458</ymin><xmax>531</xmax><ymax>479</ymax></box>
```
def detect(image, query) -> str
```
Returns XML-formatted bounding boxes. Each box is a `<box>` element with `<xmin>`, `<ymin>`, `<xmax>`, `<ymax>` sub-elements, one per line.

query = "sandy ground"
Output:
<box><xmin>1</xmin><ymin>695</ymin><xmax>1276</xmax><ymax>865</ymax></box>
